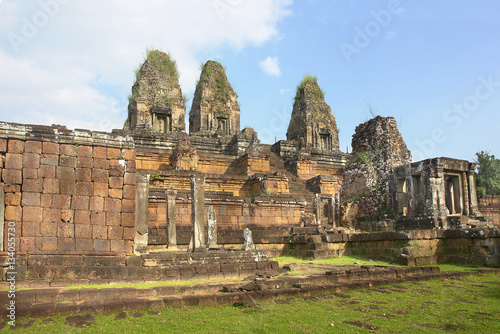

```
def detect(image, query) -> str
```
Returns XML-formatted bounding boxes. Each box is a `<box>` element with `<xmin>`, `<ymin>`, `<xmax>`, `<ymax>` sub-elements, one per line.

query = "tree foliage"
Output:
<box><xmin>475</xmin><ymin>150</ymin><xmax>500</xmax><ymax>198</ymax></box>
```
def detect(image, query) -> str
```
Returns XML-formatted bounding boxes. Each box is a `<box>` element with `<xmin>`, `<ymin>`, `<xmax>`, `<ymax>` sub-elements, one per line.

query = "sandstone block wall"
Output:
<box><xmin>479</xmin><ymin>195</ymin><xmax>500</xmax><ymax>227</ymax></box>
<box><xmin>0</xmin><ymin>123</ymin><xmax>136</xmax><ymax>255</ymax></box>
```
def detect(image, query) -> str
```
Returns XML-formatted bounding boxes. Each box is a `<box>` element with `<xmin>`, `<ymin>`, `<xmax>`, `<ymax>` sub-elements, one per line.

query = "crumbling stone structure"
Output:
<box><xmin>125</xmin><ymin>50</ymin><xmax>186</xmax><ymax>133</ymax></box>
<box><xmin>340</xmin><ymin>116</ymin><xmax>412</xmax><ymax>227</ymax></box>
<box><xmin>189</xmin><ymin>60</ymin><xmax>240</xmax><ymax>137</ymax></box>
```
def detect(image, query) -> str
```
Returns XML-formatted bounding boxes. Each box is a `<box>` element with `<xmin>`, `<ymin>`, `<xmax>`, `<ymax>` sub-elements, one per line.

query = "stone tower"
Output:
<box><xmin>189</xmin><ymin>61</ymin><xmax>240</xmax><ymax>136</ymax></box>
<box><xmin>125</xmin><ymin>50</ymin><xmax>186</xmax><ymax>133</ymax></box>
<box><xmin>286</xmin><ymin>77</ymin><xmax>339</xmax><ymax>151</ymax></box>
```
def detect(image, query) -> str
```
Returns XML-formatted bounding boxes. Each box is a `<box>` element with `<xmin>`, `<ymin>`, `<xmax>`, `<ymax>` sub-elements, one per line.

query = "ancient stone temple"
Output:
<box><xmin>189</xmin><ymin>60</ymin><xmax>240</xmax><ymax>137</ymax></box>
<box><xmin>125</xmin><ymin>50</ymin><xmax>186</xmax><ymax>134</ymax></box>
<box><xmin>286</xmin><ymin>77</ymin><xmax>340</xmax><ymax>151</ymax></box>
<box><xmin>0</xmin><ymin>51</ymin><xmax>498</xmax><ymax>285</ymax></box>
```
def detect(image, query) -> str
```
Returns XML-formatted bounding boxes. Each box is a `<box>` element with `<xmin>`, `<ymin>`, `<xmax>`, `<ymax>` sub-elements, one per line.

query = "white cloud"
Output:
<box><xmin>0</xmin><ymin>0</ymin><xmax>292</xmax><ymax>131</ymax></box>
<box><xmin>259</xmin><ymin>56</ymin><xmax>282</xmax><ymax>77</ymax></box>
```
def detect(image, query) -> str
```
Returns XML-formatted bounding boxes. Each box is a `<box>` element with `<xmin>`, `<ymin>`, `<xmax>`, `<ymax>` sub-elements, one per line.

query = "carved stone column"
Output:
<box><xmin>134</xmin><ymin>174</ymin><xmax>150</xmax><ymax>255</ymax></box>
<box><xmin>188</xmin><ymin>174</ymin><xmax>206</xmax><ymax>252</ymax></box>
<box><xmin>166</xmin><ymin>189</ymin><xmax>177</xmax><ymax>250</ymax></box>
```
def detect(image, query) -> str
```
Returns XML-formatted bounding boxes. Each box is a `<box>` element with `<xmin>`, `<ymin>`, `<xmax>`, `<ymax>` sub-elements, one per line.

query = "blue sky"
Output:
<box><xmin>0</xmin><ymin>0</ymin><xmax>499</xmax><ymax>163</ymax></box>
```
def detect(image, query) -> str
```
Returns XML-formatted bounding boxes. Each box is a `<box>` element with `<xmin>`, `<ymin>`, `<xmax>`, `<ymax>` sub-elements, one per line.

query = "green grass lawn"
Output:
<box><xmin>3</xmin><ymin>270</ymin><xmax>499</xmax><ymax>333</ymax></box>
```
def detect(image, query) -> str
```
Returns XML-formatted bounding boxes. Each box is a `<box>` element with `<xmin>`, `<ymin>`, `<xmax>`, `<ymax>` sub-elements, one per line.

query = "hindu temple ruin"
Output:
<box><xmin>0</xmin><ymin>50</ymin><xmax>499</xmax><ymax>285</ymax></box>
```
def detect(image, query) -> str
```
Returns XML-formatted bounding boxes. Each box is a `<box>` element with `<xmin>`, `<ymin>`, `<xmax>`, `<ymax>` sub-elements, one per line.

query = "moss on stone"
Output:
<box><xmin>295</xmin><ymin>75</ymin><xmax>325</xmax><ymax>101</ymax></box>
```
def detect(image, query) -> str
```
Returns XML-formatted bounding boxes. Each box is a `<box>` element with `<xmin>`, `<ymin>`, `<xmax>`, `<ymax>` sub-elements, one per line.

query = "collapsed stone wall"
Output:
<box><xmin>341</xmin><ymin>116</ymin><xmax>412</xmax><ymax>224</ymax></box>
<box><xmin>0</xmin><ymin>122</ymin><xmax>136</xmax><ymax>255</ymax></box>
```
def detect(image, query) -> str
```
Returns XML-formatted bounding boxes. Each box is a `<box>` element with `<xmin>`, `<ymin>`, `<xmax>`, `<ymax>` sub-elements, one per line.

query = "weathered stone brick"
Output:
<box><xmin>42</xmin><ymin>142</ymin><xmax>59</xmax><ymax>155</ymax></box>
<box><xmin>92</xmin><ymin>169</ymin><xmax>109</xmax><ymax>183</ymax></box>
<box><xmin>109</xmin><ymin>177</ymin><xmax>123</xmax><ymax>189</ymax></box>
<box><xmin>108</xmin><ymin>226</ymin><xmax>123</xmax><ymax>240</ymax></box>
<box><xmin>61</xmin><ymin>209</ymin><xmax>74</xmax><ymax>223</ymax></box>
<box><xmin>59</xmin><ymin>179</ymin><xmax>75</xmax><ymax>195</ymax></box>
<box><xmin>75</xmin><ymin>224</ymin><xmax>92</xmax><ymax>239</ymax></box>
<box><xmin>20</xmin><ymin>237</ymin><xmax>36</xmax><ymax>252</ymax></box>
<box><xmin>121</xmin><ymin>199</ymin><xmax>135</xmax><ymax>213</ymax></box>
<box><xmin>109</xmin><ymin>188</ymin><xmax>122</xmax><ymax>199</ymax></box>
<box><xmin>124</xmin><ymin>172</ymin><xmax>136</xmax><ymax>185</ymax></box>
<box><xmin>22</xmin><ymin>168</ymin><xmax>38</xmax><ymax>179</ymax></box>
<box><xmin>105</xmin><ymin>198</ymin><xmax>122</xmax><ymax>212</ymax></box>
<box><xmin>123</xmin><ymin>149</ymin><xmax>134</xmax><ymax>161</ymax></box>
<box><xmin>71</xmin><ymin>196</ymin><xmax>89</xmax><ymax>211</ymax></box>
<box><xmin>58</xmin><ymin>222</ymin><xmax>75</xmax><ymax>238</ymax></box>
<box><xmin>22</xmin><ymin>192</ymin><xmax>40</xmax><ymax>207</ymax></box>
<box><xmin>77</xmin><ymin>145</ymin><xmax>92</xmax><ymax>157</ymax></box>
<box><xmin>108</xmin><ymin>164</ymin><xmax>125</xmax><ymax>177</ymax></box>
<box><xmin>2</xmin><ymin>169</ymin><xmax>22</xmax><ymax>184</ymax></box>
<box><xmin>5</xmin><ymin>206</ymin><xmax>22</xmax><ymax>221</ymax></box>
<box><xmin>76</xmin><ymin>181</ymin><xmax>93</xmax><ymax>196</ymax></box>
<box><xmin>56</xmin><ymin>166</ymin><xmax>76</xmax><ymax>180</ymax></box>
<box><xmin>74</xmin><ymin>210</ymin><xmax>90</xmax><ymax>224</ymax></box>
<box><xmin>60</xmin><ymin>144</ymin><xmax>77</xmax><ymax>156</ymax></box>
<box><xmin>94</xmin><ymin>239</ymin><xmax>110</xmax><ymax>252</ymax></box>
<box><xmin>107</xmin><ymin>147</ymin><xmax>121</xmax><ymax>160</ymax></box>
<box><xmin>42</xmin><ymin>208</ymin><xmax>61</xmax><ymax>224</ymax></box>
<box><xmin>59</xmin><ymin>156</ymin><xmax>77</xmax><ymax>168</ymax></box>
<box><xmin>121</xmin><ymin>213</ymin><xmax>135</xmax><ymax>227</ymax></box>
<box><xmin>94</xmin><ymin>182</ymin><xmax>108</xmax><ymax>197</ymax></box>
<box><xmin>77</xmin><ymin>156</ymin><xmax>93</xmax><ymax>168</ymax></box>
<box><xmin>92</xmin><ymin>225</ymin><xmax>108</xmax><ymax>239</ymax></box>
<box><xmin>94</xmin><ymin>158</ymin><xmax>109</xmax><ymax>170</ymax></box>
<box><xmin>39</xmin><ymin>165</ymin><xmax>55</xmax><ymax>178</ymax></box>
<box><xmin>93</xmin><ymin>146</ymin><xmax>107</xmax><ymax>159</ymax></box>
<box><xmin>58</xmin><ymin>238</ymin><xmax>75</xmax><ymax>252</ymax></box>
<box><xmin>76</xmin><ymin>167</ymin><xmax>92</xmax><ymax>181</ymax></box>
<box><xmin>110</xmin><ymin>240</ymin><xmax>125</xmax><ymax>253</ymax></box>
<box><xmin>122</xmin><ymin>185</ymin><xmax>135</xmax><ymax>200</ymax></box>
<box><xmin>22</xmin><ymin>221</ymin><xmax>39</xmax><ymax>237</ymax></box>
<box><xmin>123</xmin><ymin>227</ymin><xmax>134</xmax><ymax>240</ymax></box>
<box><xmin>23</xmin><ymin>178</ymin><xmax>43</xmax><ymax>192</ymax></box>
<box><xmin>40</xmin><ymin>221</ymin><xmax>57</xmax><ymax>237</ymax></box>
<box><xmin>42</xmin><ymin>178</ymin><xmax>59</xmax><ymax>194</ymax></box>
<box><xmin>3</xmin><ymin>184</ymin><xmax>20</xmax><ymax>193</ymax></box>
<box><xmin>5</xmin><ymin>153</ymin><xmax>23</xmax><ymax>169</ymax></box>
<box><xmin>106</xmin><ymin>212</ymin><xmax>121</xmax><ymax>226</ymax></box>
<box><xmin>53</xmin><ymin>194</ymin><xmax>71</xmax><ymax>210</ymax></box>
<box><xmin>91</xmin><ymin>211</ymin><xmax>106</xmax><ymax>225</ymax></box>
<box><xmin>25</xmin><ymin>141</ymin><xmax>42</xmax><ymax>153</ymax></box>
<box><xmin>23</xmin><ymin>207</ymin><xmax>43</xmax><ymax>222</ymax></box>
<box><xmin>40</xmin><ymin>154</ymin><xmax>59</xmax><ymax>166</ymax></box>
<box><xmin>126</xmin><ymin>160</ymin><xmax>136</xmax><ymax>173</ymax></box>
<box><xmin>40</xmin><ymin>194</ymin><xmax>53</xmax><ymax>207</ymax></box>
<box><xmin>0</xmin><ymin>138</ymin><xmax>7</xmax><ymax>152</ymax></box>
<box><xmin>90</xmin><ymin>196</ymin><xmax>105</xmax><ymax>211</ymax></box>
<box><xmin>42</xmin><ymin>237</ymin><xmax>58</xmax><ymax>251</ymax></box>
<box><xmin>5</xmin><ymin>193</ymin><xmax>21</xmax><ymax>206</ymax></box>
<box><xmin>7</xmin><ymin>139</ymin><xmax>24</xmax><ymax>153</ymax></box>
<box><xmin>76</xmin><ymin>239</ymin><xmax>93</xmax><ymax>252</ymax></box>
<box><xmin>22</xmin><ymin>153</ymin><xmax>40</xmax><ymax>169</ymax></box>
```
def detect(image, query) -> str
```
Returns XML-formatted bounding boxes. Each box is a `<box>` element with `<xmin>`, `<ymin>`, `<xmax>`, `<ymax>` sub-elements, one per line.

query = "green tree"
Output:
<box><xmin>475</xmin><ymin>150</ymin><xmax>500</xmax><ymax>198</ymax></box>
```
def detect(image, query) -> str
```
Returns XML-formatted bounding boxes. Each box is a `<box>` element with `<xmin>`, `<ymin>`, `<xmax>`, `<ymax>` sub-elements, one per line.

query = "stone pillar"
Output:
<box><xmin>206</xmin><ymin>205</ymin><xmax>218</xmax><ymax>249</ymax></box>
<box><xmin>242</xmin><ymin>228</ymin><xmax>257</xmax><ymax>251</ymax></box>
<box><xmin>166</xmin><ymin>189</ymin><xmax>177</xmax><ymax>250</ymax></box>
<box><xmin>468</xmin><ymin>169</ymin><xmax>480</xmax><ymax>216</ymax></box>
<box><xmin>314</xmin><ymin>194</ymin><xmax>322</xmax><ymax>226</ymax></box>
<box><xmin>329</xmin><ymin>195</ymin><xmax>336</xmax><ymax>229</ymax></box>
<box><xmin>462</xmin><ymin>172</ymin><xmax>470</xmax><ymax>216</ymax></box>
<box><xmin>134</xmin><ymin>174</ymin><xmax>150</xmax><ymax>255</ymax></box>
<box><xmin>188</xmin><ymin>174</ymin><xmax>206</xmax><ymax>252</ymax></box>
